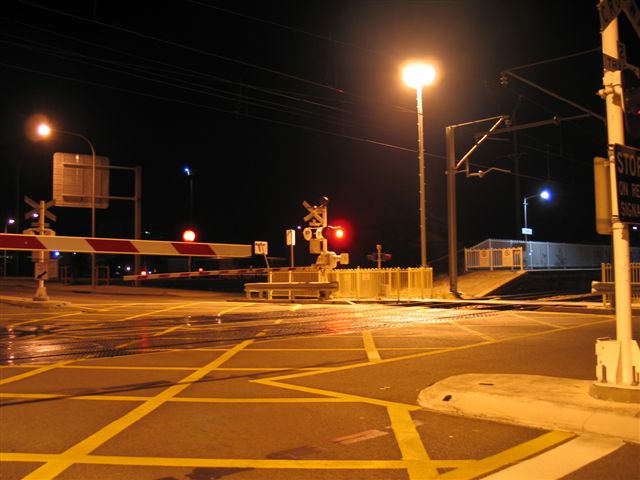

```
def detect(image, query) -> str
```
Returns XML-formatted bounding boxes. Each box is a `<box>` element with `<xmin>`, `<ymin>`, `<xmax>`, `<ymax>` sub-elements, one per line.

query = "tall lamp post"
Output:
<box><xmin>3</xmin><ymin>218</ymin><xmax>16</xmax><ymax>277</ymax></box>
<box><xmin>522</xmin><ymin>189</ymin><xmax>551</xmax><ymax>243</ymax></box>
<box><xmin>403</xmin><ymin>62</ymin><xmax>436</xmax><ymax>267</ymax></box>
<box><xmin>37</xmin><ymin>123</ymin><xmax>98</xmax><ymax>287</ymax></box>
<box><xmin>182</xmin><ymin>166</ymin><xmax>195</xmax><ymax>221</ymax></box>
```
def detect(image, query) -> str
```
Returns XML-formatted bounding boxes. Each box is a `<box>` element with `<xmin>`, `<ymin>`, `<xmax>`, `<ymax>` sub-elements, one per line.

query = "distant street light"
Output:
<box><xmin>403</xmin><ymin>62</ymin><xmax>436</xmax><ymax>267</ymax></box>
<box><xmin>182</xmin><ymin>166</ymin><xmax>195</xmax><ymax>221</ymax></box>
<box><xmin>522</xmin><ymin>189</ymin><xmax>551</xmax><ymax>242</ymax></box>
<box><xmin>3</xmin><ymin>218</ymin><xmax>16</xmax><ymax>277</ymax></box>
<box><xmin>37</xmin><ymin>122</ymin><xmax>99</xmax><ymax>287</ymax></box>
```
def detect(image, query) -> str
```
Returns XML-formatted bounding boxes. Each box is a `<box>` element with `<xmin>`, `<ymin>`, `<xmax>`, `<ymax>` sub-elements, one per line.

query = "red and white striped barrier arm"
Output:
<box><xmin>123</xmin><ymin>266</ymin><xmax>319</xmax><ymax>281</ymax></box>
<box><xmin>0</xmin><ymin>234</ymin><xmax>251</xmax><ymax>258</ymax></box>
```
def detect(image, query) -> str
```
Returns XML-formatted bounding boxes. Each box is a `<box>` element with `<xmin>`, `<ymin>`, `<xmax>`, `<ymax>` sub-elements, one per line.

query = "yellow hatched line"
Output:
<box><xmin>507</xmin><ymin>311</ymin><xmax>563</xmax><ymax>328</ymax></box>
<box><xmin>362</xmin><ymin>330</ymin><xmax>381</xmax><ymax>362</ymax></box>
<box><xmin>448</xmin><ymin>320</ymin><xmax>496</xmax><ymax>341</ymax></box>
<box><xmin>10</xmin><ymin>312</ymin><xmax>82</xmax><ymax>327</ymax></box>
<box><xmin>217</xmin><ymin>303</ymin><xmax>255</xmax><ymax>315</ymax></box>
<box><xmin>255</xmin><ymin>378</ymin><xmax>421</xmax><ymax>411</ymax></box>
<box><xmin>260</xmin><ymin>317</ymin><xmax>615</xmax><ymax>385</ymax></box>
<box><xmin>438</xmin><ymin>431</ymin><xmax>575</xmax><ymax>479</ymax></box>
<box><xmin>116</xmin><ymin>301</ymin><xmax>205</xmax><ymax>322</ymax></box>
<box><xmin>21</xmin><ymin>340</ymin><xmax>254</xmax><ymax>480</ymax></box>
<box><xmin>0</xmin><ymin>392</ymin><xmax>146</xmax><ymax>402</ymax></box>
<box><xmin>0</xmin><ymin>360</ymin><xmax>72</xmax><ymax>386</ymax></box>
<box><xmin>388</xmin><ymin>406</ymin><xmax>439</xmax><ymax>479</ymax></box>
<box><xmin>0</xmin><ymin>392</ymin><xmax>350</xmax><ymax>404</ymax></box>
<box><xmin>0</xmin><ymin>452</ymin><xmax>474</xmax><ymax>470</ymax></box>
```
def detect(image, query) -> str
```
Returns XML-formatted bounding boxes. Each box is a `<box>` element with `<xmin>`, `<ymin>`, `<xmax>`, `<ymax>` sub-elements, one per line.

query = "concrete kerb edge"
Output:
<box><xmin>417</xmin><ymin>373</ymin><xmax>640</xmax><ymax>444</ymax></box>
<box><xmin>0</xmin><ymin>296</ymin><xmax>73</xmax><ymax>309</ymax></box>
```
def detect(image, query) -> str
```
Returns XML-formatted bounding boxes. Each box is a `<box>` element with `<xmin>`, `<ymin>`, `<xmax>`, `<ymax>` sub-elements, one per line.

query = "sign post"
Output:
<box><xmin>594</xmin><ymin>0</ymin><xmax>640</xmax><ymax>395</ymax></box>
<box><xmin>23</xmin><ymin>197</ymin><xmax>56</xmax><ymax>301</ymax></box>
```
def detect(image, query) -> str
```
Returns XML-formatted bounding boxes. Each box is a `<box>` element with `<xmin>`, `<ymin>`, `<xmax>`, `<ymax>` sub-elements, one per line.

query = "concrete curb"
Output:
<box><xmin>0</xmin><ymin>296</ymin><xmax>73</xmax><ymax>308</ymax></box>
<box><xmin>417</xmin><ymin>373</ymin><xmax>640</xmax><ymax>444</ymax></box>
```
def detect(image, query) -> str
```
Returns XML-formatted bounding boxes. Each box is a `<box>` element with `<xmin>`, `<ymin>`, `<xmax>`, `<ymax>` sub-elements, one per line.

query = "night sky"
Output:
<box><xmin>2</xmin><ymin>0</ymin><xmax>639</xmax><ymax>270</ymax></box>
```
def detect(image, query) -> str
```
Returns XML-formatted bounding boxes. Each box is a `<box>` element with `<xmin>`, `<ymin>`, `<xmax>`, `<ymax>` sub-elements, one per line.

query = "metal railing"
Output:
<box><xmin>466</xmin><ymin>239</ymin><xmax>640</xmax><ymax>270</ymax></box>
<box><xmin>268</xmin><ymin>267</ymin><xmax>434</xmax><ymax>300</ymax></box>
<box><xmin>464</xmin><ymin>247</ymin><xmax>524</xmax><ymax>271</ymax></box>
<box><xmin>328</xmin><ymin>267</ymin><xmax>433</xmax><ymax>300</ymax></box>
<box><xmin>601</xmin><ymin>263</ymin><xmax>640</xmax><ymax>305</ymax></box>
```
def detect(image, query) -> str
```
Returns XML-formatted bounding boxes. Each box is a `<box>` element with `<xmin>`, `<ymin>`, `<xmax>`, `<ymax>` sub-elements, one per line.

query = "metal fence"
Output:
<box><xmin>466</xmin><ymin>239</ymin><xmax>640</xmax><ymax>270</ymax></box>
<box><xmin>464</xmin><ymin>247</ymin><xmax>524</xmax><ymax>271</ymax></box>
<box><xmin>269</xmin><ymin>267</ymin><xmax>433</xmax><ymax>300</ymax></box>
<box><xmin>328</xmin><ymin>267</ymin><xmax>433</xmax><ymax>300</ymax></box>
<box><xmin>601</xmin><ymin>263</ymin><xmax>640</xmax><ymax>305</ymax></box>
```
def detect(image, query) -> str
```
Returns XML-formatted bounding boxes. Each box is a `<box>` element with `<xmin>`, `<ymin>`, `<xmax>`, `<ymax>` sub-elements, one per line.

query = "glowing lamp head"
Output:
<box><xmin>540</xmin><ymin>190</ymin><xmax>551</xmax><ymax>201</ymax></box>
<box><xmin>37</xmin><ymin>123</ymin><xmax>51</xmax><ymax>137</ymax></box>
<box><xmin>402</xmin><ymin>63</ymin><xmax>436</xmax><ymax>89</ymax></box>
<box><xmin>335</xmin><ymin>228</ymin><xmax>344</xmax><ymax>239</ymax></box>
<box><xmin>182</xmin><ymin>229</ymin><xmax>197</xmax><ymax>242</ymax></box>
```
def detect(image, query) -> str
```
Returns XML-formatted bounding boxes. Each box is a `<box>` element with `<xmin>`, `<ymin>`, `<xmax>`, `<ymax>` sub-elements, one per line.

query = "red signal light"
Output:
<box><xmin>182</xmin><ymin>229</ymin><xmax>197</xmax><ymax>242</ymax></box>
<box><xmin>335</xmin><ymin>227</ymin><xmax>344</xmax><ymax>239</ymax></box>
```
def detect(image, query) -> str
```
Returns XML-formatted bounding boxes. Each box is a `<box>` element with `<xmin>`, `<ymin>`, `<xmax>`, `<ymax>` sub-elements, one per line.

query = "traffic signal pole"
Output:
<box><xmin>598</xmin><ymin>17</ymin><xmax>638</xmax><ymax>389</ymax></box>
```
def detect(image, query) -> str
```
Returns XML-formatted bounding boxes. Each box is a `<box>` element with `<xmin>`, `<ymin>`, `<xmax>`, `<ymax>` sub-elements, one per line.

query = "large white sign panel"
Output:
<box><xmin>53</xmin><ymin>152</ymin><xmax>109</xmax><ymax>208</ymax></box>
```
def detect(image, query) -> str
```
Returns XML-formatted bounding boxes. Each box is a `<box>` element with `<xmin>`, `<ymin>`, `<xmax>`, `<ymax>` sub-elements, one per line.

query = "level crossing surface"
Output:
<box><xmin>0</xmin><ymin>284</ymin><xmax>638</xmax><ymax>479</ymax></box>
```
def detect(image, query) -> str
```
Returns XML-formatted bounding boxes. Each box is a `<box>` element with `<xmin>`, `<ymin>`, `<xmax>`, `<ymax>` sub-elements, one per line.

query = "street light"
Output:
<box><xmin>522</xmin><ymin>189</ymin><xmax>551</xmax><ymax>242</ymax></box>
<box><xmin>37</xmin><ymin>122</ymin><xmax>98</xmax><ymax>287</ymax></box>
<box><xmin>403</xmin><ymin>62</ymin><xmax>436</xmax><ymax>267</ymax></box>
<box><xmin>3</xmin><ymin>218</ymin><xmax>16</xmax><ymax>277</ymax></box>
<box><xmin>182</xmin><ymin>166</ymin><xmax>195</xmax><ymax>221</ymax></box>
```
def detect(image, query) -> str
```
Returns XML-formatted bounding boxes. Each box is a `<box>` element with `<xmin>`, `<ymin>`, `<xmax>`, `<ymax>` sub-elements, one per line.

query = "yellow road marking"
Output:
<box><xmin>0</xmin><ymin>392</ymin><xmax>146</xmax><ymax>402</ymax></box>
<box><xmin>217</xmin><ymin>303</ymin><xmax>255</xmax><ymax>315</ymax></box>
<box><xmin>362</xmin><ymin>330</ymin><xmax>381</xmax><ymax>362</ymax></box>
<box><xmin>449</xmin><ymin>320</ymin><xmax>496</xmax><ymax>341</ymax></box>
<box><xmin>152</xmin><ymin>325</ymin><xmax>182</xmax><ymax>336</ymax></box>
<box><xmin>22</xmin><ymin>340</ymin><xmax>254</xmax><ymax>480</ymax></box>
<box><xmin>256</xmin><ymin>378</ymin><xmax>421</xmax><ymax>411</ymax></box>
<box><xmin>260</xmin><ymin>317</ymin><xmax>614</xmax><ymax>385</ymax></box>
<box><xmin>388</xmin><ymin>406</ymin><xmax>439</xmax><ymax>479</ymax></box>
<box><xmin>0</xmin><ymin>361</ymin><xmax>72</xmax><ymax>385</ymax></box>
<box><xmin>117</xmin><ymin>302</ymin><xmax>204</xmax><ymax>322</ymax></box>
<box><xmin>1</xmin><ymin>452</ymin><xmax>474</xmax><ymax>470</ymax></box>
<box><xmin>507</xmin><ymin>311</ymin><xmax>563</xmax><ymax>328</ymax></box>
<box><xmin>438</xmin><ymin>430</ymin><xmax>575</xmax><ymax>479</ymax></box>
<box><xmin>291</xmin><ymin>304</ymin><xmax>302</xmax><ymax>311</ymax></box>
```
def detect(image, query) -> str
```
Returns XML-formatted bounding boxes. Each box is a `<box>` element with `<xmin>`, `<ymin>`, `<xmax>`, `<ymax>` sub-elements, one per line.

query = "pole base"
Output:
<box><xmin>590</xmin><ymin>381</ymin><xmax>640</xmax><ymax>403</ymax></box>
<box><xmin>33</xmin><ymin>286</ymin><xmax>49</xmax><ymax>301</ymax></box>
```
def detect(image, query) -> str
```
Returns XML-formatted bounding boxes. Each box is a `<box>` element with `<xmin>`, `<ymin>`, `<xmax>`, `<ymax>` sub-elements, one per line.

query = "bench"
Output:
<box><xmin>244</xmin><ymin>281</ymin><xmax>339</xmax><ymax>300</ymax></box>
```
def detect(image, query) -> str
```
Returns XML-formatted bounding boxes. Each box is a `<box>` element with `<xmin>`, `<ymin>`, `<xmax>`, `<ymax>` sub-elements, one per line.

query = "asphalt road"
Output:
<box><xmin>0</xmin><ymin>282</ymin><xmax>639</xmax><ymax>479</ymax></box>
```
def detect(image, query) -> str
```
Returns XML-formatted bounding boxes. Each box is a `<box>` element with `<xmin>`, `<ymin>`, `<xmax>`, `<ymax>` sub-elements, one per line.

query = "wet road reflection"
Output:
<box><xmin>1</xmin><ymin>304</ymin><xmax>502</xmax><ymax>365</ymax></box>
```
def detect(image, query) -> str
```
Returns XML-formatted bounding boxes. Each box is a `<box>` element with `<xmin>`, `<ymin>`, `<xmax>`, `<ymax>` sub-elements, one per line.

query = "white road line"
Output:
<box><xmin>482</xmin><ymin>434</ymin><xmax>624</xmax><ymax>480</ymax></box>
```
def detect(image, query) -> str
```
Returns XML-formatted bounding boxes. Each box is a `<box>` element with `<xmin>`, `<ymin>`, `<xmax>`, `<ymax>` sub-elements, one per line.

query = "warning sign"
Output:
<box><xmin>614</xmin><ymin>144</ymin><xmax>640</xmax><ymax>224</ymax></box>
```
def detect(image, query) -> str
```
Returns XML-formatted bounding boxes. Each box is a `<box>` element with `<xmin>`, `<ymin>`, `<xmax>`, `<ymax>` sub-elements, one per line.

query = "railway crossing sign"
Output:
<box><xmin>254</xmin><ymin>241</ymin><xmax>268</xmax><ymax>255</ymax></box>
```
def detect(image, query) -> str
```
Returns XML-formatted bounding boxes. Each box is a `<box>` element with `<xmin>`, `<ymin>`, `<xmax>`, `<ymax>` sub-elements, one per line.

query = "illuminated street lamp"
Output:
<box><xmin>522</xmin><ymin>189</ymin><xmax>551</xmax><ymax>242</ymax></box>
<box><xmin>3</xmin><ymin>218</ymin><xmax>16</xmax><ymax>277</ymax></box>
<box><xmin>37</xmin><ymin>122</ymin><xmax>98</xmax><ymax>287</ymax></box>
<box><xmin>403</xmin><ymin>62</ymin><xmax>436</xmax><ymax>267</ymax></box>
<box><xmin>182</xmin><ymin>166</ymin><xmax>195</xmax><ymax>220</ymax></box>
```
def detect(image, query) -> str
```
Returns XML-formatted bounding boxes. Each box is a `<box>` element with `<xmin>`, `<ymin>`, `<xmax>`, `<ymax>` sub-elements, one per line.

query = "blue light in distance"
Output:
<box><xmin>540</xmin><ymin>190</ymin><xmax>551</xmax><ymax>201</ymax></box>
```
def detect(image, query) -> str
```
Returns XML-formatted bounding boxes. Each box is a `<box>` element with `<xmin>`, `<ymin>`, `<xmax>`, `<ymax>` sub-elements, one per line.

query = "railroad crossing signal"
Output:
<box><xmin>368</xmin><ymin>244</ymin><xmax>392</xmax><ymax>269</ymax></box>
<box><xmin>24</xmin><ymin>196</ymin><xmax>56</xmax><ymax>223</ymax></box>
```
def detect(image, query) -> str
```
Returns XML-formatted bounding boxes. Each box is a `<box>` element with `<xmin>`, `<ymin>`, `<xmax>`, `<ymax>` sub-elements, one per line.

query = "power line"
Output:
<box><xmin>0</xmin><ymin>60</ymin><xmax>423</xmax><ymax>156</ymax></box>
